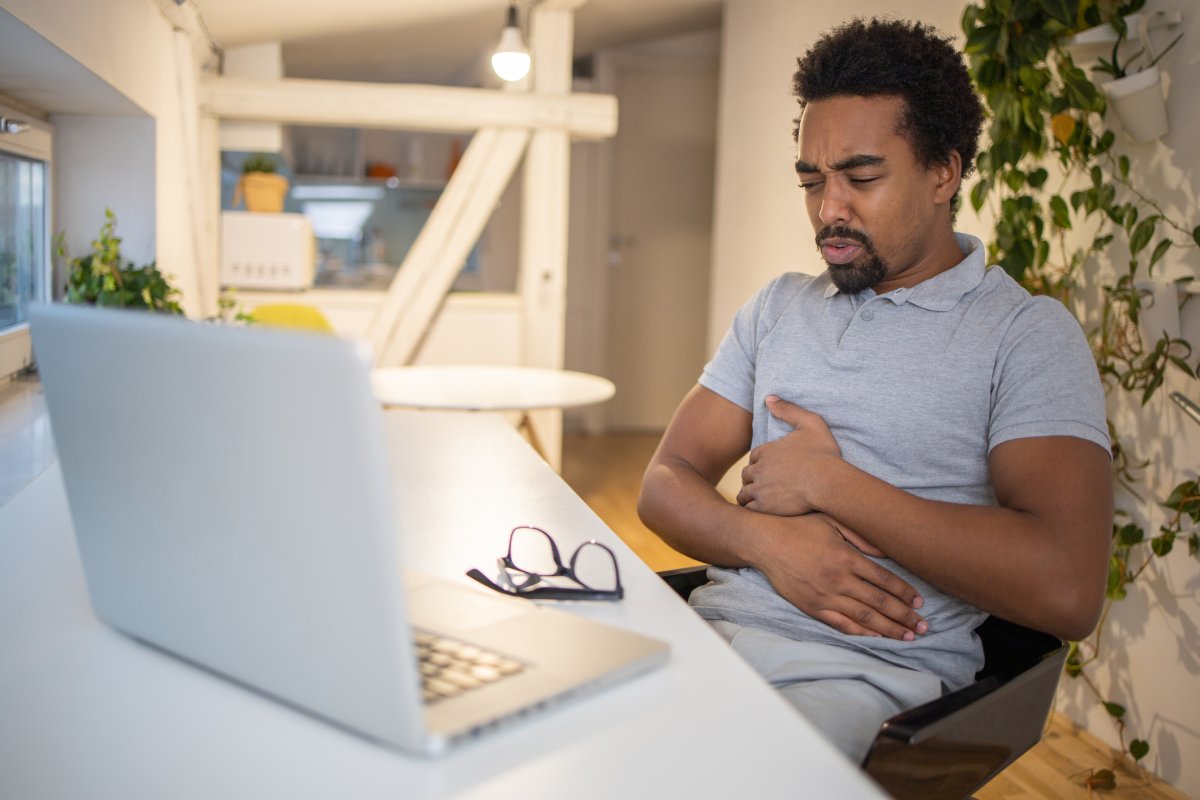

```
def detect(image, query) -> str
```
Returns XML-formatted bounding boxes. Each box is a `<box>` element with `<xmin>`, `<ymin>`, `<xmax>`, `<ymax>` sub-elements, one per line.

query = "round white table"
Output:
<box><xmin>371</xmin><ymin>365</ymin><xmax>616</xmax><ymax>459</ymax></box>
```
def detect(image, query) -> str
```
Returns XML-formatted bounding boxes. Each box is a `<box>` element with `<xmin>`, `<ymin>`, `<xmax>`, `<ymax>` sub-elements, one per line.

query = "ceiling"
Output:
<box><xmin>189</xmin><ymin>0</ymin><xmax>723</xmax><ymax>85</ymax></box>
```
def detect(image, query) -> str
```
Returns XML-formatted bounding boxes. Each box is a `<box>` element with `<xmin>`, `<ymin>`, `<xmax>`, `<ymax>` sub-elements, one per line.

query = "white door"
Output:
<box><xmin>604</xmin><ymin>58</ymin><xmax>719</xmax><ymax>431</ymax></box>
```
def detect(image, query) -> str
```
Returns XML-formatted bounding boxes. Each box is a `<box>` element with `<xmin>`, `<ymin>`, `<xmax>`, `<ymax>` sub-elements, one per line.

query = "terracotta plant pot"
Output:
<box><xmin>234</xmin><ymin>172</ymin><xmax>290</xmax><ymax>213</ymax></box>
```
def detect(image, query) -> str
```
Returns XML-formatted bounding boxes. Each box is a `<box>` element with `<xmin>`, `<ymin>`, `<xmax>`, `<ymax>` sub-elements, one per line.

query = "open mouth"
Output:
<box><xmin>820</xmin><ymin>241</ymin><xmax>864</xmax><ymax>265</ymax></box>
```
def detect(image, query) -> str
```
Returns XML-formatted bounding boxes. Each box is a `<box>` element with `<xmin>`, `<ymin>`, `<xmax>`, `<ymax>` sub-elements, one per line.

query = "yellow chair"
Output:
<box><xmin>249</xmin><ymin>304</ymin><xmax>335</xmax><ymax>334</ymax></box>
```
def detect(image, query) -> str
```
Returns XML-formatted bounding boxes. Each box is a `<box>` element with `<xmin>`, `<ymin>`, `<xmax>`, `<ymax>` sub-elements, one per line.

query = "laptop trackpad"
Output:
<box><xmin>408</xmin><ymin>582</ymin><xmax>527</xmax><ymax>635</ymax></box>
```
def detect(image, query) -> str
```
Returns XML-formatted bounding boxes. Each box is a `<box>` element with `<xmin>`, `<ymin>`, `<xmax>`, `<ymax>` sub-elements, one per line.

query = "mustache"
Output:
<box><xmin>815</xmin><ymin>226</ymin><xmax>874</xmax><ymax>250</ymax></box>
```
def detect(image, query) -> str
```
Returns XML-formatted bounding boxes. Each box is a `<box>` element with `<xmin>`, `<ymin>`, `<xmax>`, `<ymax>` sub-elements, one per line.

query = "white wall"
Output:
<box><xmin>52</xmin><ymin>115</ymin><xmax>157</xmax><ymax>277</ymax></box>
<box><xmin>712</xmin><ymin>0</ymin><xmax>1200</xmax><ymax>794</ymax></box>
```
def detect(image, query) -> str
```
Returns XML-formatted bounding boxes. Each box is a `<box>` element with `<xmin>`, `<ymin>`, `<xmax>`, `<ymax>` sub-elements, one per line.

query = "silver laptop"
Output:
<box><xmin>30</xmin><ymin>303</ymin><xmax>668</xmax><ymax>756</ymax></box>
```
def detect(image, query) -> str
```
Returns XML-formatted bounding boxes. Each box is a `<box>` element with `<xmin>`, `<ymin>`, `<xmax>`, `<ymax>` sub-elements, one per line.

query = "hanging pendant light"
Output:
<box><xmin>491</xmin><ymin>2</ymin><xmax>531</xmax><ymax>82</ymax></box>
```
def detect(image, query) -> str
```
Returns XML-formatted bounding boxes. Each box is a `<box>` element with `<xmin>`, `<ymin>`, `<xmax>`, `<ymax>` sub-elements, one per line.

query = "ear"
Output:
<box><xmin>931</xmin><ymin>151</ymin><xmax>962</xmax><ymax>206</ymax></box>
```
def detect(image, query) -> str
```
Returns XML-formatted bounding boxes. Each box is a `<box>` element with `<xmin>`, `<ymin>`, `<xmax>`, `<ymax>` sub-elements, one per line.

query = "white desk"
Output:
<box><xmin>0</xmin><ymin>412</ymin><xmax>883</xmax><ymax>799</ymax></box>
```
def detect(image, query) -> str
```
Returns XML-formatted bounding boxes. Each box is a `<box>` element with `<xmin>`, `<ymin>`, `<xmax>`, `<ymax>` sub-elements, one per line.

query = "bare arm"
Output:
<box><xmin>738</xmin><ymin>397</ymin><xmax>1112</xmax><ymax>641</ymax></box>
<box><xmin>638</xmin><ymin>385</ymin><xmax>928</xmax><ymax>640</ymax></box>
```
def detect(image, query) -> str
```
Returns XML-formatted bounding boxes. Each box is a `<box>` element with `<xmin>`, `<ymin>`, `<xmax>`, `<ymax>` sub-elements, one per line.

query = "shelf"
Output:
<box><xmin>293</xmin><ymin>174</ymin><xmax>445</xmax><ymax>192</ymax></box>
<box><xmin>1062</xmin><ymin>10</ymin><xmax>1182</xmax><ymax>50</ymax></box>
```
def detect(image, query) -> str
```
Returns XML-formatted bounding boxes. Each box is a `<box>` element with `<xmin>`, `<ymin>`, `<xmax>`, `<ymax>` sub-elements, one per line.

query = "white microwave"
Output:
<box><xmin>220</xmin><ymin>211</ymin><xmax>315</xmax><ymax>291</ymax></box>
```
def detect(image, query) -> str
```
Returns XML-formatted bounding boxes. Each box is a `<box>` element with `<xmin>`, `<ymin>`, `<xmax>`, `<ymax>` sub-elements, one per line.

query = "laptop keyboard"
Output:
<box><xmin>414</xmin><ymin>630</ymin><xmax>526</xmax><ymax>704</ymax></box>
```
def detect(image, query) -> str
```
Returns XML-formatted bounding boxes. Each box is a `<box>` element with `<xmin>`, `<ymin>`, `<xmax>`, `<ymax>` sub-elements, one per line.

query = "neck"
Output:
<box><xmin>874</xmin><ymin>227</ymin><xmax>964</xmax><ymax>293</ymax></box>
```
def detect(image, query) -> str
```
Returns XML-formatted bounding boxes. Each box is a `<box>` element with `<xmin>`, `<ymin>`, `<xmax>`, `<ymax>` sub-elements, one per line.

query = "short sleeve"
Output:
<box><xmin>989</xmin><ymin>296</ymin><xmax>1110</xmax><ymax>454</ymax></box>
<box><xmin>698</xmin><ymin>282</ymin><xmax>776</xmax><ymax>412</ymax></box>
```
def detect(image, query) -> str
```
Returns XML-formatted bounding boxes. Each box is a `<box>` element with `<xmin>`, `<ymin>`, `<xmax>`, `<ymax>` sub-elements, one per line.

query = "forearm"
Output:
<box><xmin>641</xmin><ymin>453</ymin><xmax>930</xmax><ymax>640</ymax></box>
<box><xmin>638</xmin><ymin>456</ymin><xmax>769</xmax><ymax>569</ymax></box>
<box><xmin>808</xmin><ymin>454</ymin><xmax>1111</xmax><ymax>640</ymax></box>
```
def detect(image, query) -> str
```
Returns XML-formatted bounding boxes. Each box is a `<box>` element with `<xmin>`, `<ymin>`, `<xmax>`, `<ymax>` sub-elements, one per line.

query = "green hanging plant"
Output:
<box><xmin>962</xmin><ymin>0</ymin><xmax>1199</xmax><ymax>785</ymax></box>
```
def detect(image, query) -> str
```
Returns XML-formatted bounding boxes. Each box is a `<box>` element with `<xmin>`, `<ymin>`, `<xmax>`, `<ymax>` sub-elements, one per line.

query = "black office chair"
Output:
<box><xmin>659</xmin><ymin>566</ymin><xmax>1068</xmax><ymax>800</ymax></box>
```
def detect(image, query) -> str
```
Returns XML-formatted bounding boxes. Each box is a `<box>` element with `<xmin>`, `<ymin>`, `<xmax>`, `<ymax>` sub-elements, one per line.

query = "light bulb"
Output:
<box><xmin>491</xmin><ymin>5</ymin><xmax>530</xmax><ymax>82</ymax></box>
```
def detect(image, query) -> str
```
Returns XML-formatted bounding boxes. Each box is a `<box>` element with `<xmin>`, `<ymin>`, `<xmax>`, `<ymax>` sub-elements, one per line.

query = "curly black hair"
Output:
<box><xmin>792</xmin><ymin>18</ymin><xmax>984</xmax><ymax>213</ymax></box>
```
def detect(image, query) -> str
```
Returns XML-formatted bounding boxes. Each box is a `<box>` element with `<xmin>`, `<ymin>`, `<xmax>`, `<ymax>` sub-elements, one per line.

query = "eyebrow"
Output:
<box><xmin>795</xmin><ymin>154</ymin><xmax>887</xmax><ymax>174</ymax></box>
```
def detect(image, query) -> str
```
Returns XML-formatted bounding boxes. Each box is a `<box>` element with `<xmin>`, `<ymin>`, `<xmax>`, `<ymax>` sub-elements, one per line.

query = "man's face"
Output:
<box><xmin>796</xmin><ymin>95</ymin><xmax>954</xmax><ymax>294</ymax></box>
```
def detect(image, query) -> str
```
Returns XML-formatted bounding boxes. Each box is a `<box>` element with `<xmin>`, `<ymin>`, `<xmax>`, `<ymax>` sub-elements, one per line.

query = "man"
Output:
<box><xmin>638</xmin><ymin>18</ymin><xmax>1112</xmax><ymax>762</ymax></box>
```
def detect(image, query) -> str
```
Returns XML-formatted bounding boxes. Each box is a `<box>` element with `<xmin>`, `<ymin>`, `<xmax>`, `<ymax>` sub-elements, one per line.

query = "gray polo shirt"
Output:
<box><xmin>693</xmin><ymin>233</ymin><xmax>1109</xmax><ymax>690</ymax></box>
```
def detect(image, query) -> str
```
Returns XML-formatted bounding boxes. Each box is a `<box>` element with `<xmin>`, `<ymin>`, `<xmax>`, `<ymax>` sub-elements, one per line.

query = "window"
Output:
<box><xmin>0</xmin><ymin>104</ymin><xmax>51</xmax><ymax>381</ymax></box>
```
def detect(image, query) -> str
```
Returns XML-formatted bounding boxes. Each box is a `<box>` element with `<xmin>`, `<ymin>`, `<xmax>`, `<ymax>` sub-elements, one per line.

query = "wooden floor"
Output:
<box><xmin>560</xmin><ymin>431</ymin><xmax>1190</xmax><ymax>800</ymax></box>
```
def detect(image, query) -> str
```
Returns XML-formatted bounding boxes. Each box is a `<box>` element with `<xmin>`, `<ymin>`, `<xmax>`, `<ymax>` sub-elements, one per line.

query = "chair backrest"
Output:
<box><xmin>250</xmin><ymin>303</ymin><xmax>335</xmax><ymax>334</ymax></box>
<box><xmin>861</xmin><ymin>618</ymin><xmax>1067</xmax><ymax>800</ymax></box>
<box><xmin>658</xmin><ymin>566</ymin><xmax>1066</xmax><ymax>800</ymax></box>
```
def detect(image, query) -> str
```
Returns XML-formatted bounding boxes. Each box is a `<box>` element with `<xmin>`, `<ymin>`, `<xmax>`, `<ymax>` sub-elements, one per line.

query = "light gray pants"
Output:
<box><xmin>709</xmin><ymin>620</ymin><xmax>943</xmax><ymax>764</ymax></box>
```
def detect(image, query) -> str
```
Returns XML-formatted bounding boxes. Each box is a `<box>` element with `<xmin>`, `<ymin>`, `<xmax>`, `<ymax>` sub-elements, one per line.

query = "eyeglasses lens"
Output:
<box><xmin>571</xmin><ymin>542</ymin><xmax>618</xmax><ymax>592</ymax></box>
<box><xmin>508</xmin><ymin>527</ymin><xmax>560</xmax><ymax>575</ymax></box>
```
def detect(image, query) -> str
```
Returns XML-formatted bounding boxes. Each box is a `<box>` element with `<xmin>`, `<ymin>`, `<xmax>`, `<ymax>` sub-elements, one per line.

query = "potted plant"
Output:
<box><xmin>1092</xmin><ymin>10</ymin><xmax>1184</xmax><ymax>143</ymax></box>
<box><xmin>58</xmin><ymin>208</ymin><xmax>183</xmax><ymax>314</ymax></box>
<box><xmin>233</xmin><ymin>152</ymin><xmax>289</xmax><ymax>213</ymax></box>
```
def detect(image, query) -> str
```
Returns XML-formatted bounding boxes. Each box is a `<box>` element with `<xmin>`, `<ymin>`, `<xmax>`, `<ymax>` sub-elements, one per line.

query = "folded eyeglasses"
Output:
<box><xmin>467</xmin><ymin>525</ymin><xmax>624</xmax><ymax>601</ymax></box>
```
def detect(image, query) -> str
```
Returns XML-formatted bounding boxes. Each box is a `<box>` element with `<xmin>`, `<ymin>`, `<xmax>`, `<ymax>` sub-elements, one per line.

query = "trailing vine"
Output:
<box><xmin>962</xmin><ymin>0</ymin><xmax>1200</xmax><ymax>785</ymax></box>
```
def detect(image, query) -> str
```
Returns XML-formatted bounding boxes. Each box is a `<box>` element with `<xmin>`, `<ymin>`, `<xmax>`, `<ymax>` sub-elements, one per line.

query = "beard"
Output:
<box><xmin>815</xmin><ymin>225</ymin><xmax>888</xmax><ymax>295</ymax></box>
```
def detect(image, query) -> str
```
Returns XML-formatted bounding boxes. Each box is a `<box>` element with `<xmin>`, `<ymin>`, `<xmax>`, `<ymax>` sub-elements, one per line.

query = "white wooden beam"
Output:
<box><xmin>200</xmin><ymin>77</ymin><xmax>616</xmax><ymax>140</ymax></box>
<box><xmin>519</xmin><ymin>6</ymin><xmax>576</xmax><ymax>471</ymax></box>
<box><xmin>368</xmin><ymin>127</ymin><xmax>530</xmax><ymax>365</ymax></box>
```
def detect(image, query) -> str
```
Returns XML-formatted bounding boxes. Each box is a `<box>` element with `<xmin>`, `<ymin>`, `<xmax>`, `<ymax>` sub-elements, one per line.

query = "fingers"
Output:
<box><xmin>844</xmin><ymin>559</ymin><xmax>928</xmax><ymax>639</ymax></box>
<box><xmin>814</xmin><ymin>589</ymin><xmax>928</xmax><ymax>642</ymax></box>
<box><xmin>804</xmin><ymin>551</ymin><xmax>927</xmax><ymax>640</ymax></box>
<box><xmin>834</xmin><ymin>523</ymin><xmax>887</xmax><ymax>558</ymax></box>
<box><xmin>764</xmin><ymin>394</ymin><xmax>812</xmax><ymax>427</ymax></box>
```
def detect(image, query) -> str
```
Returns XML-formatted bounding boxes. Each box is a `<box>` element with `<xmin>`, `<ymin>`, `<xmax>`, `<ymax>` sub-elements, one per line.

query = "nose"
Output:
<box><xmin>818</xmin><ymin>179</ymin><xmax>851</xmax><ymax>226</ymax></box>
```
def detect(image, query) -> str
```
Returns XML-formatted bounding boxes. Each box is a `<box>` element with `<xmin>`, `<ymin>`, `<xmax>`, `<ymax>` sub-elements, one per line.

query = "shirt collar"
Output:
<box><xmin>821</xmin><ymin>233</ymin><xmax>987</xmax><ymax>311</ymax></box>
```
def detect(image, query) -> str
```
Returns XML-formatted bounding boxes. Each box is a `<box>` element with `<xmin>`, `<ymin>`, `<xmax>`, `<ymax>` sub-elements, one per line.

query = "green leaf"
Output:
<box><xmin>1123</xmin><ymin>205</ymin><xmax>1140</xmax><ymax>234</ymax></box>
<box><xmin>1049</xmin><ymin>195</ymin><xmax>1071</xmax><ymax>229</ymax></box>
<box><xmin>1119</xmin><ymin>155</ymin><xmax>1131</xmax><ymax>180</ymax></box>
<box><xmin>1027</xmin><ymin>168</ymin><xmax>1049</xmax><ymax>188</ymax></box>
<box><xmin>1189</xmin><ymin>533</ymin><xmax>1198</xmax><ymax>558</ymax></box>
<box><xmin>1088</xmin><ymin>769</ymin><xmax>1116</xmax><ymax>790</ymax></box>
<box><xmin>978</xmin><ymin>58</ymin><xmax>1006</xmax><ymax>87</ymax></box>
<box><xmin>1169</xmin><ymin>355</ymin><xmax>1196</xmax><ymax>378</ymax></box>
<box><xmin>961</xmin><ymin>4</ymin><xmax>980</xmax><ymax>35</ymax></box>
<box><xmin>1040</xmin><ymin>0</ymin><xmax>1074</xmax><ymax>25</ymax></box>
<box><xmin>1131</xmin><ymin>739</ymin><xmax>1150</xmax><ymax>761</ymax></box>
<box><xmin>1129</xmin><ymin>218</ymin><xmax>1157</xmax><ymax>256</ymax></box>
<box><xmin>1193</xmin><ymin>225</ymin><xmax>1200</xmax><ymax>247</ymax></box>
<box><xmin>971</xmin><ymin>179</ymin><xmax>990</xmax><ymax>214</ymax></box>
<box><xmin>1148</xmin><ymin>239</ymin><xmax>1171</xmax><ymax>273</ymax></box>
<box><xmin>1104</xmin><ymin>701</ymin><xmax>1126</xmax><ymax>719</ymax></box>
<box><xmin>965</xmin><ymin>24</ymin><xmax>1002</xmax><ymax>55</ymax></box>
<box><xmin>1161</xmin><ymin>481</ymin><xmax>1194</xmax><ymax>511</ymax></box>
<box><xmin>1004</xmin><ymin>170</ymin><xmax>1026</xmax><ymax>192</ymax></box>
<box><xmin>1115</xmin><ymin>524</ymin><xmax>1144</xmax><ymax>546</ymax></box>
<box><xmin>1017</xmin><ymin>65</ymin><xmax>1050</xmax><ymax>93</ymax></box>
<box><xmin>1107</xmin><ymin>557</ymin><xmax>1127</xmax><ymax>599</ymax></box>
<box><xmin>1151</xmin><ymin>535</ymin><xmax>1174</xmax><ymax>557</ymax></box>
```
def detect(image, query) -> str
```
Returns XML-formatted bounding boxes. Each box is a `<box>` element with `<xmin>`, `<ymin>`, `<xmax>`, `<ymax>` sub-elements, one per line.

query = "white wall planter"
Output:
<box><xmin>1104</xmin><ymin>66</ymin><xmax>1169</xmax><ymax>144</ymax></box>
